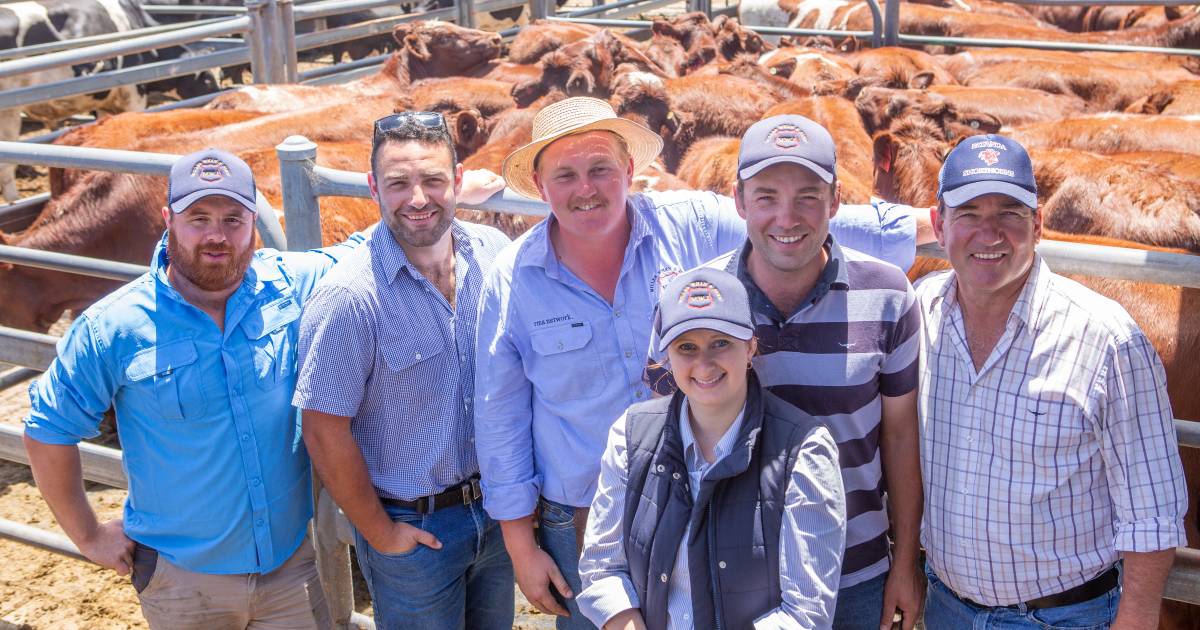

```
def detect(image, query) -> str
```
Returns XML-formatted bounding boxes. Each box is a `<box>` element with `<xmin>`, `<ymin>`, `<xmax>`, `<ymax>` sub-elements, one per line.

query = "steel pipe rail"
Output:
<box><xmin>0</xmin><ymin>47</ymin><xmax>250</xmax><ymax>112</ymax></box>
<box><xmin>0</xmin><ymin>367</ymin><xmax>39</xmax><ymax>393</ymax></box>
<box><xmin>293</xmin><ymin>8</ymin><xmax>457</xmax><ymax>53</ymax></box>
<box><xmin>0</xmin><ymin>245</ymin><xmax>147</xmax><ymax>282</ymax></box>
<box><xmin>0</xmin><ymin>425</ymin><xmax>127</xmax><ymax>489</ymax></box>
<box><xmin>0</xmin><ymin>192</ymin><xmax>49</xmax><ymax>232</ymax></box>
<box><xmin>916</xmin><ymin>242</ymin><xmax>1200</xmax><ymax>289</ymax></box>
<box><xmin>549</xmin><ymin>16</ymin><xmax>878</xmax><ymax>40</ymax></box>
<box><xmin>0</xmin><ymin>520</ymin><xmax>89</xmax><ymax>563</ymax></box>
<box><xmin>292</xmin><ymin>0</ymin><xmax>432</xmax><ymax>21</ymax></box>
<box><xmin>0</xmin><ymin>327</ymin><xmax>59</xmax><ymax>372</ymax></box>
<box><xmin>0</xmin><ymin>17</ymin><xmax>234</xmax><ymax>62</ymax></box>
<box><xmin>0</xmin><ymin>16</ymin><xmax>250</xmax><ymax>81</ymax></box>
<box><xmin>896</xmin><ymin>33</ymin><xmax>1200</xmax><ymax>56</ymax></box>
<box><xmin>1179</xmin><ymin>420</ymin><xmax>1200</xmax><ymax>450</ymax></box>
<box><xmin>310</xmin><ymin>165</ymin><xmax>552</xmax><ymax>218</ymax></box>
<box><xmin>144</xmin><ymin>5</ymin><xmax>250</xmax><ymax>15</ymax></box>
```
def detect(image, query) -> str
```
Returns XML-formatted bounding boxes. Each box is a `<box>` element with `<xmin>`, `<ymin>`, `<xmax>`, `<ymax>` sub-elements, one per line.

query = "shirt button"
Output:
<box><xmin>415</xmin><ymin>352</ymin><xmax>422</xmax><ymax>360</ymax></box>
<box><xmin>656</xmin><ymin>464</ymin><xmax>665</xmax><ymax>473</ymax></box>
<box><xmin>255</xmin><ymin>519</ymin><xmax>264</xmax><ymax>527</ymax></box>
<box><xmin>636</xmin><ymin>391</ymin><xmax>644</xmax><ymax>399</ymax></box>
<box><xmin>614</xmin><ymin>310</ymin><xmax>622</xmax><ymax>318</ymax></box>
<box><xmin>460</xmin><ymin>354</ymin><xmax>467</xmax><ymax>361</ymax></box>
<box><xmin>660</xmin><ymin>573</ymin><xmax>668</xmax><ymax>583</ymax></box>
<box><xmin>624</xmin><ymin>351</ymin><xmax>632</xmax><ymax>358</ymax></box>
<box><xmin>672</xmin><ymin>472</ymin><xmax>681</xmax><ymax>480</ymax></box>
<box><xmin>718</xmin><ymin>561</ymin><xmax>727</xmax><ymax>569</ymax></box>
<box><xmin>556</xmin><ymin>341</ymin><xmax>564</xmax><ymax>350</ymax></box>
<box><xmin>241</xmin><ymin>434</ymin><xmax>250</xmax><ymax>441</ymax></box>
<box><xmin>251</xmin><ymin>478</ymin><xmax>261</xmax><ymax>486</ymax></box>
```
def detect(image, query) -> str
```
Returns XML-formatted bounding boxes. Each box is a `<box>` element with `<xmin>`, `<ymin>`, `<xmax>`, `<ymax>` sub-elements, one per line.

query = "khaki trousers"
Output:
<box><xmin>134</xmin><ymin>534</ymin><xmax>331</xmax><ymax>630</ymax></box>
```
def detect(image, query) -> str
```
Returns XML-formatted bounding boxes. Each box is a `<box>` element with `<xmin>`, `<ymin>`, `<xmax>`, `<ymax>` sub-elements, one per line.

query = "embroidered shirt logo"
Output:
<box><xmin>191</xmin><ymin>157</ymin><xmax>231</xmax><ymax>183</ymax></box>
<box><xmin>978</xmin><ymin>149</ymin><xmax>1000</xmax><ymax>167</ymax></box>
<box><xmin>679</xmin><ymin>281</ymin><xmax>722</xmax><ymax>309</ymax></box>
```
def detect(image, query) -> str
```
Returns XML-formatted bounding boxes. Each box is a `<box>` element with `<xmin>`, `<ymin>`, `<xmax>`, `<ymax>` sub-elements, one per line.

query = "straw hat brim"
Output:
<box><xmin>502</xmin><ymin>116</ymin><xmax>664</xmax><ymax>201</ymax></box>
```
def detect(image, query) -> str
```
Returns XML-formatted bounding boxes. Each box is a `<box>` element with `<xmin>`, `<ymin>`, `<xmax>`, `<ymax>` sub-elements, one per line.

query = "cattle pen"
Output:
<box><xmin>2</xmin><ymin>0</ymin><xmax>1200</xmax><ymax>626</ymax></box>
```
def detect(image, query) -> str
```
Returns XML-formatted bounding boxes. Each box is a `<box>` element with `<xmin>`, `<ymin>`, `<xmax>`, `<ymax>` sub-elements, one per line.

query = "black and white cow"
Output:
<box><xmin>0</xmin><ymin>0</ymin><xmax>219</xmax><ymax>202</ymax></box>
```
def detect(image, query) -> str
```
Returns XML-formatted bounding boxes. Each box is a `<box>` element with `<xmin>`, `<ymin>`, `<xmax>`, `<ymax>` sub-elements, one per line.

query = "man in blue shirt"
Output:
<box><xmin>22</xmin><ymin>148</ymin><xmax>367</xmax><ymax>629</ymax></box>
<box><xmin>474</xmin><ymin>97</ymin><xmax>931</xmax><ymax>628</ymax></box>
<box><xmin>294</xmin><ymin>112</ymin><xmax>514</xmax><ymax>630</ymax></box>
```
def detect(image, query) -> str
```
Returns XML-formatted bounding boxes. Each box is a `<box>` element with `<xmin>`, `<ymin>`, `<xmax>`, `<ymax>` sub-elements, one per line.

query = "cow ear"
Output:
<box><xmin>1165</xmin><ymin>5</ymin><xmax>1185</xmax><ymax>20</ymax></box>
<box><xmin>909</xmin><ymin>71</ymin><xmax>935</xmax><ymax>90</ymax></box>
<box><xmin>874</xmin><ymin>134</ymin><xmax>895</xmax><ymax>174</ymax></box>
<box><xmin>404</xmin><ymin>33</ymin><xmax>431</xmax><ymax>60</ymax></box>
<box><xmin>769</xmin><ymin>57</ymin><xmax>797</xmax><ymax>78</ymax></box>
<box><xmin>971</xmin><ymin>113</ymin><xmax>1002</xmax><ymax>134</ymax></box>
<box><xmin>392</xmin><ymin>24</ymin><xmax>413</xmax><ymax>47</ymax></box>
<box><xmin>456</xmin><ymin>110</ymin><xmax>481</xmax><ymax>147</ymax></box>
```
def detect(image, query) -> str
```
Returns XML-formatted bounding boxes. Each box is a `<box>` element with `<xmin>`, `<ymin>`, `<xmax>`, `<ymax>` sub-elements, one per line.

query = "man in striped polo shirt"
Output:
<box><xmin>652</xmin><ymin>115</ymin><xmax>924</xmax><ymax>630</ymax></box>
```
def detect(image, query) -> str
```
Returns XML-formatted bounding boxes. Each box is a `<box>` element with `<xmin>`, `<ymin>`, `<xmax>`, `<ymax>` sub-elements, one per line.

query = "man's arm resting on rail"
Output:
<box><xmin>301</xmin><ymin>409</ymin><xmax>440</xmax><ymax>554</ymax></box>
<box><xmin>23</xmin><ymin>435</ymin><xmax>133</xmax><ymax>574</ymax></box>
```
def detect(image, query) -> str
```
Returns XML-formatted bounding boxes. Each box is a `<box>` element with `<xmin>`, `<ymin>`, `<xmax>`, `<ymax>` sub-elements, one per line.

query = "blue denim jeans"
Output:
<box><xmin>923</xmin><ymin>564</ymin><xmax>1119</xmax><ymax>630</ymax></box>
<box><xmin>833</xmin><ymin>572</ymin><xmax>888</xmax><ymax>630</ymax></box>
<box><xmin>354</xmin><ymin>499</ymin><xmax>513</xmax><ymax>630</ymax></box>
<box><xmin>538</xmin><ymin>497</ymin><xmax>598</xmax><ymax>630</ymax></box>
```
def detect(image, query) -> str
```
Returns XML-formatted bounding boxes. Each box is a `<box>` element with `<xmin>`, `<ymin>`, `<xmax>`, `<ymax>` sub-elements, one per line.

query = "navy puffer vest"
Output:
<box><xmin>621</xmin><ymin>373</ymin><xmax>817</xmax><ymax>630</ymax></box>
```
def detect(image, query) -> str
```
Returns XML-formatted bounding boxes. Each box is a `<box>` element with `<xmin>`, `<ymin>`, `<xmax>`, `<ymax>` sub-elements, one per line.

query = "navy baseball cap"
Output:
<box><xmin>168</xmin><ymin>148</ymin><xmax>257</xmax><ymax>214</ymax></box>
<box><xmin>738</xmin><ymin>114</ymin><xmax>836</xmax><ymax>183</ymax></box>
<box><xmin>938</xmin><ymin>134</ymin><xmax>1037</xmax><ymax>209</ymax></box>
<box><xmin>656</xmin><ymin>267</ymin><xmax>754</xmax><ymax>353</ymax></box>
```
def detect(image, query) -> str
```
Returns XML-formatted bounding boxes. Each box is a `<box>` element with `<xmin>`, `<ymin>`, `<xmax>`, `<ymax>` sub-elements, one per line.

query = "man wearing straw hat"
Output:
<box><xmin>474</xmin><ymin>96</ymin><xmax>930</xmax><ymax>627</ymax></box>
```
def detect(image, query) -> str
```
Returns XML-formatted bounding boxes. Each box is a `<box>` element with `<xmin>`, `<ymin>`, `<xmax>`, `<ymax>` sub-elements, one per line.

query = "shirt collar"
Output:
<box><xmin>679</xmin><ymin>401</ymin><xmax>748</xmax><ymax>474</ymax></box>
<box><xmin>726</xmin><ymin>233</ymin><xmax>847</xmax><ymax>322</ymax></box>
<box><xmin>927</xmin><ymin>253</ymin><xmax>1048</xmax><ymax>333</ymax></box>
<box><xmin>371</xmin><ymin>220</ymin><xmax>473</xmax><ymax>285</ymax></box>
<box><xmin>518</xmin><ymin>199</ymin><xmax>652</xmax><ymax>275</ymax></box>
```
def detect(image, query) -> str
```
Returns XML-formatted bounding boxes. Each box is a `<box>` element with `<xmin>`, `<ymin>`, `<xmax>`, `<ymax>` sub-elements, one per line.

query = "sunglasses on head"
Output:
<box><xmin>373</xmin><ymin>111</ymin><xmax>447</xmax><ymax>137</ymax></box>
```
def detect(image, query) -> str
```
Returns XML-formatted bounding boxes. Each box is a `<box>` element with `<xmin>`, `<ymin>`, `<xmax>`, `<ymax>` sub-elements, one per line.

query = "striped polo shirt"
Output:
<box><xmin>678</xmin><ymin>236</ymin><xmax>920</xmax><ymax>588</ymax></box>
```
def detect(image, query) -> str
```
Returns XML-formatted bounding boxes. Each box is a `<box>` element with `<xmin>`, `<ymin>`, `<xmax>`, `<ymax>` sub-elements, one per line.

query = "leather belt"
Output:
<box><xmin>380</xmin><ymin>476</ymin><xmax>482</xmax><ymax>515</ymax></box>
<box><xmin>962</xmin><ymin>566</ymin><xmax>1120</xmax><ymax>611</ymax></box>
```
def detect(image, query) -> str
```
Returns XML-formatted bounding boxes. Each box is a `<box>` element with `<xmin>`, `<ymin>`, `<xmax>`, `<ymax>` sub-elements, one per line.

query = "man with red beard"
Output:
<box><xmin>21</xmin><ymin>148</ymin><xmax>368</xmax><ymax>629</ymax></box>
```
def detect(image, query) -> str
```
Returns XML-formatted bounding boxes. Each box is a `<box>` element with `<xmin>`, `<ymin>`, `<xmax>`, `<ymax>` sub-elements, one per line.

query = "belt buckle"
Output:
<box><xmin>461</xmin><ymin>478</ymin><xmax>482</xmax><ymax>505</ymax></box>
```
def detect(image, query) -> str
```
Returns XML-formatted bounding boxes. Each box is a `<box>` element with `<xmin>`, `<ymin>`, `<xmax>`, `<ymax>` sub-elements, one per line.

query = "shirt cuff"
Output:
<box><xmin>1113</xmin><ymin>516</ymin><xmax>1187</xmax><ymax>553</ymax></box>
<box><xmin>577</xmin><ymin>575</ymin><xmax>641</xmax><ymax>628</ymax></box>
<box><xmin>753</xmin><ymin>609</ymin><xmax>806</xmax><ymax>630</ymax></box>
<box><xmin>877</xmin><ymin>201</ymin><xmax>917</xmax><ymax>273</ymax></box>
<box><xmin>480</xmin><ymin>478</ymin><xmax>541</xmax><ymax>521</ymax></box>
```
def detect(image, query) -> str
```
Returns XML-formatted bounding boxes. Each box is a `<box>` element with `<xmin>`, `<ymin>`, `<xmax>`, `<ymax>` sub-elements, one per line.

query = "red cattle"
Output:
<box><xmin>1008</xmin><ymin>114</ymin><xmax>1200</xmax><ymax>156</ymax></box>
<box><xmin>939</xmin><ymin>47</ymin><xmax>1196</xmax><ymax>84</ymax></box>
<box><xmin>847</xmin><ymin>46</ymin><xmax>958</xmax><ymax>91</ymax></box>
<box><xmin>1127</xmin><ymin>81</ymin><xmax>1200</xmax><ymax>115</ymax></box>
<box><xmin>763</xmin><ymin>96</ymin><xmax>874</xmax><ymax>188</ymax></box>
<box><xmin>854</xmin><ymin>85</ymin><xmax>1002</xmax><ymax>138</ymax></box>
<box><xmin>676</xmin><ymin>135</ymin><xmax>739</xmax><ymax>195</ymax></box>
<box><xmin>757</xmin><ymin>45</ymin><xmax>858</xmax><ymax>95</ymax></box>
<box><xmin>960</xmin><ymin>60</ymin><xmax>1194</xmax><ymax>111</ymax></box>
<box><xmin>507</xmin><ymin>20</ymin><xmax>600</xmax><ymax>64</ymax></box>
<box><xmin>925</xmin><ymin>85</ymin><xmax>1088</xmax><ymax>126</ymax></box>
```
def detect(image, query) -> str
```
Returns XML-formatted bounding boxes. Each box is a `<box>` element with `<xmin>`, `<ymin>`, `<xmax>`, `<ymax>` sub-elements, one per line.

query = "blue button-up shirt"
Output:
<box><xmin>474</xmin><ymin>190</ymin><xmax>917</xmax><ymax>520</ymax></box>
<box><xmin>25</xmin><ymin>232</ymin><xmax>363</xmax><ymax>574</ymax></box>
<box><xmin>293</xmin><ymin>221</ymin><xmax>510</xmax><ymax>500</ymax></box>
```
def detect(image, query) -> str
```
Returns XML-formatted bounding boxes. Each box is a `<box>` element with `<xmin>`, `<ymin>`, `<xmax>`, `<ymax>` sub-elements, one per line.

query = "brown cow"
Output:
<box><xmin>1008</xmin><ymin>114</ymin><xmax>1200</xmax><ymax>156</ymax></box>
<box><xmin>763</xmin><ymin>96</ymin><xmax>874</xmax><ymax>187</ymax></box>
<box><xmin>1127</xmin><ymin>81</ymin><xmax>1200</xmax><ymax>115</ymax></box>
<box><xmin>939</xmin><ymin>47</ymin><xmax>1196</xmax><ymax>84</ymax></box>
<box><xmin>925</xmin><ymin>85</ymin><xmax>1088</xmax><ymax>126</ymax></box>
<box><xmin>847</xmin><ymin>46</ymin><xmax>958</xmax><ymax>92</ymax></box>
<box><xmin>676</xmin><ymin>135</ymin><xmax>739</xmax><ymax>195</ymax></box>
<box><xmin>854</xmin><ymin>85</ymin><xmax>1002</xmax><ymax>138</ymax></box>
<box><xmin>757</xmin><ymin>45</ymin><xmax>858</xmax><ymax>95</ymax></box>
<box><xmin>507</xmin><ymin>20</ymin><xmax>600</xmax><ymax>64</ymax></box>
<box><xmin>961</xmin><ymin>60</ymin><xmax>1195</xmax><ymax>111</ymax></box>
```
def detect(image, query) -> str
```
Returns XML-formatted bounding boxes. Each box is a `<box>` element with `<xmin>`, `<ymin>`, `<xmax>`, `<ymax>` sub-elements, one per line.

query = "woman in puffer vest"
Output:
<box><xmin>576</xmin><ymin>266</ymin><xmax>848</xmax><ymax>630</ymax></box>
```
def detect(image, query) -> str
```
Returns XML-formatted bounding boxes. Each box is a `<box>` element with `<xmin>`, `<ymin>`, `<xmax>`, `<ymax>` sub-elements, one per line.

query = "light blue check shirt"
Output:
<box><xmin>25</xmin><ymin>231</ymin><xmax>364</xmax><ymax>575</ymax></box>
<box><xmin>473</xmin><ymin>191</ymin><xmax>917</xmax><ymax>520</ymax></box>
<box><xmin>293</xmin><ymin>221</ymin><xmax>511</xmax><ymax>501</ymax></box>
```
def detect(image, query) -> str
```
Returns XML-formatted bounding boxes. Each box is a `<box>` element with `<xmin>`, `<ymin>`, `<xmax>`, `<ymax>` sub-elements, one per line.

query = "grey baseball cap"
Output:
<box><xmin>167</xmin><ymin>148</ymin><xmax>257</xmax><ymax>214</ymax></box>
<box><xmin>656</xmin><ymin>267</ymin><xmax>754</xmax><ymax>353</ymax></box>
<box><xmin>738</xmin><ymin>114</ymin><xmax>836</xmax><ymax>182</ymax></box>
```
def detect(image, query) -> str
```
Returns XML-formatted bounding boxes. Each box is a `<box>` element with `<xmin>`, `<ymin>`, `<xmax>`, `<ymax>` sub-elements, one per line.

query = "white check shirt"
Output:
<box><xmin>915</xmin><ymin>256</ymin><xmax>1187</xmax><ymax>606</ymax></box>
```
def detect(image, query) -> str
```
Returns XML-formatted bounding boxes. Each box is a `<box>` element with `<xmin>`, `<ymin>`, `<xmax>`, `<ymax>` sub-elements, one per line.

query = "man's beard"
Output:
<box><xmin>383</xmin><ymin>201</ymin><xmax>454</xmax><ymax>249</ymax></box>
<box><xmin>167</xmin><ymin>230</ymin><xmax>254</xmax><ymax>292</ymax></box>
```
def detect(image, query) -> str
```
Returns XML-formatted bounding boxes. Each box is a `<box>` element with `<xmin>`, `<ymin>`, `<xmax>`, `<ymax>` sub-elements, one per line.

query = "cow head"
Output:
<box><xmin>712</xmin><ymin>15</ymin><xmax>770</xmax><ymax>60</ymax></box>
<box><xmin>393</xmin><ymin>21</ymin><xmax>503</xmax><ymax>75</ymax></box>
<box><xmin>872</xmin><ymin>117</ymin><xmax>949</xmax><ymax>207</ymax></box>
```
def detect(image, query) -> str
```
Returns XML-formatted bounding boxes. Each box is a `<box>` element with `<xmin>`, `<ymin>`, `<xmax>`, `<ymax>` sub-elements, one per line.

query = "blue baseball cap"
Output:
<box><xmin>738</xmin><ymin>114</ymin><xmax>836</xmax><ymax>182</ymax></box>
<box><xmin>655</xmin><ymin>267</ymin><xmax>754</xmax><ymax>353</ymax></box>
<box><xmin>168</xmin><ymin>148</ymin><xmax>257</xmax><ymax>214</ymax></box>
<box><xmin>938</xmin><ymin>134</ymin><xmax>1037</xmax><ymax>209</ymax></box>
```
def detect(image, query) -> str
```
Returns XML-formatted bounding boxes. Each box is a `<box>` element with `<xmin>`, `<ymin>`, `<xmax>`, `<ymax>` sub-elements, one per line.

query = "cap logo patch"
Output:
<box><xmin>970</xmin><ymin>140</ymin><xmax>1006</xmax><ymax>151</ymax></box>
<box><xmin>978</xmin><ymin>149</ymin><xmax>1000</xmax><ymax>166</ymax></box>
<box><xmin>678</xmin><ymin>280</ymin><xmax>722</xmax><ymax>310</ymax></box>
<box><xmin>768</xmin><ymin>124</ymin><xmax>808</xmax><ymax>150</ymax></box>
<box><xmin>191</xmin><ymin>157</ymin><xmax>231</xmax><ymax>183</ymax></box>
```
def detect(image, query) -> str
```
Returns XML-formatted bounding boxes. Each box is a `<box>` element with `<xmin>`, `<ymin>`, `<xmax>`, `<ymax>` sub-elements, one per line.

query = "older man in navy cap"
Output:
<box><xmin>916</xmin><ymin>135</ymin><xmax>1187</xmax><ymax>629</ymax></box>
<box><xmin>20</xmin><ymin>148</ymin><xmax>367</xmax><ymax>629</ymax></box>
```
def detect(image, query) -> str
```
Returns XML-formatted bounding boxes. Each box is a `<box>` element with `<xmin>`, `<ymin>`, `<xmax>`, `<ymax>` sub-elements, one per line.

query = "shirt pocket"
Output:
<box><xmin>381</xmin><ymin>331</ymin><xmax>445</xmax><ymax>379</ymax></box>
<box><xmin>124</xmin><ymin>339</ymin><xmax>207</xmax><ymax>421</ymax></box>
<box><xmin>240</xmin><ymin>295</ymin><xmax>302</xmax><ymax>390</ymax></box>
<box><xmin>528</xmin><ymin>321</ymin><xmax>605</xmax><ymax>403</ymax></box>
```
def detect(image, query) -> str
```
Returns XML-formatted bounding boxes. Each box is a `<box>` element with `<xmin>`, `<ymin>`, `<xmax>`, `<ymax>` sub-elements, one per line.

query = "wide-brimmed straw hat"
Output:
<box><xmin>502</xmin><ymin>97</ymin><xmax>664</xmax><ymax>201</ymax></box>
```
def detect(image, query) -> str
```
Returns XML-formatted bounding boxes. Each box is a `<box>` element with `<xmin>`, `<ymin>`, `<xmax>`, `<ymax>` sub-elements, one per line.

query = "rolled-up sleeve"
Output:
<box><xmin>1097</xmin><ymin>331</ymin><xmax>1187</xmax><ymax>553</ymax></box>
<box><xmin>755</xmin><ymin>426</ymin><xmax>846</xmax><ymax>630</ymax></box>
<box><xmin>578</xmin><ymin>415</ymin><xmax>641</xmax><ymax>627</ymax></box>
<box><xmin>474</xmin><ymin>266</ymin><xmax>540</xmax><ymax>520</ymax></box>
<box><xmin>830</xmin><ymin>201</ymin><xmax>916</xmax><ymax>272</ymax></box>
<box><xmin>25</xmin><ymin>316</ymin><xmax>115</xmax><ymax>445</ymax></box>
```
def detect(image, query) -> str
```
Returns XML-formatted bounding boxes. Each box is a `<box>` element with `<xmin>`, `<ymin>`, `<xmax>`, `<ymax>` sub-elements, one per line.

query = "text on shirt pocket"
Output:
<box><xmin>240</xmin><ymin>295</ymin><xmax>301</xmax><ymax>389</ymax></box>
<box><xmin>528</xmin><ymin>321</ymin><xmax>605</xmax><ymax>402</ymax></box>
<box><xmin>124</xmin><ymin>339</ymin><xmax>207</xmax><ymax>421</ymax></box>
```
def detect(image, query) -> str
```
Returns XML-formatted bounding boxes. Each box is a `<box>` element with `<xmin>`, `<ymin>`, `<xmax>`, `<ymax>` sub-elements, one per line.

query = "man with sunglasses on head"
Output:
<box><xmin>293</xmin><ymin>111</ymin><xmax>514</xmax><ymax>629</ymax></box>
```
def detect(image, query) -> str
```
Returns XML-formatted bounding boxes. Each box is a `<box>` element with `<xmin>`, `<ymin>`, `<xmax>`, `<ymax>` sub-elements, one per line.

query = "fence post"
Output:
<box><xmin>883</xmin><ymin>0</ymin><xmax>899</xmax><ymax>46</ymax></box>
<box><xmin>457</xmin><ymin>0</ymin><xmax>476</xmax><ymax>30</ymax></box>
<box><xmin>278</xmin><ymin>0</ymin><xmax>299</xmax><ymax>83</ymax></box>
<box><xmin>276</xmin><ymin>135</ymin><xmax>355</xmax><ymax>629</ymax></box>
<box><xmin>246</xmin><ymin>0</ymin><xmax>271</xmax><ymax>84</ymax></box>
<box><xmin>529</xmin><ymin>0</ymin><xmax>547</xmax><ymax>21</ymax></box>
<box><xmin>687</xmin><ymin>0</ymin><xmax>711</xmax><ymax>17</ymax></box>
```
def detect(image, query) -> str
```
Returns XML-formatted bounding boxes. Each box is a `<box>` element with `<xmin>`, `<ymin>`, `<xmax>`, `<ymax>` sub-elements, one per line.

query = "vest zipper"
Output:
<box><xmin>708</xmin><ymin>497</ymin><xmax>724</xmax><ymax>630</ymax></box>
